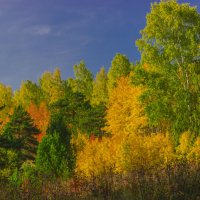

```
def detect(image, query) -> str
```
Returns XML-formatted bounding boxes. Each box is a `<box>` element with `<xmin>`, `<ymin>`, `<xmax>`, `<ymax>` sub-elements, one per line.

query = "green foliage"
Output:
<box><xmin>8</xmin><ymin>161</ymin><xmax>37</xmax><ymax>188</ymax></box>
<box><xmin>36</xmin><ymin>132</ymin><xmax>69</xmax><ymax>179</ymax></box>
<box><xmin>2</xmin><ymin>106</ymin><xmax>40</xmax><ymax>166</ymax></box>
<box><xmin>47</xmin><ymin>113</ymin><xmax>75</xmax><ymax>171</ymax></box>
<box><xmin>0</xmin><ymin>149</ymin><xmax>18</xmax><ymax>180</ymax></box>
<box><xmin>87</xmin><ymin>104</ymin><xmax>107</xmax><ymax>136</ymax></box>
<box><xmin>36</xmin><ymin>111</ymin><xmax>75</xmax><ymax>179</ymax></box>
<box><xmin>0</xmin><ymin>83</ymin><xmax>13</xmax><ymax>125</ymax></box>
<box><xmin>71</xmin><ymin>60</ymin><xmax>93</xmax><ymax>101</ymax></box>
<box><xmin>0</xmin><ymin>1</ymin><xmax>200</xmax><ymax>199</ymax></box>
<box><xmin>20</xmin><ymin>161</ymin><xmax>38</xmax><ymax>184</ymax></box>
<box><xmin>92</xmin><ymin>67</ymin><xmax>108</xmax><ymax>105</ymax></box>
<box><xmin>51</xmin><ymin>85</ymin><xmax>90</xmax><ymax>134</ymax></box>
<box><xmin>108</xmin><ymin>53</ymin><xmax>131</xmax><ymax>90</ymax></box>
<box><xmin>39</xmin><ymin>68</ymin><xmax>64</xmax><ymax>105</ymax></box>
<box><xmin>9</xmin><ymin>168</ymin><xmax>22</xmax><ymax>187</ymax></box>
<box><xmin>14</xmin><ymin>80</ymin><xmax>43</xmax><ymax>108</ymax></box>
<box><xmin>135</xmin><ymin>0</ymin><xmax>200</xmax><ymax>141</ymax></box>
<box><xmin>47</xmin><ymin>113</ymin><xmax>70</xmax><ymax>139</ymax></box>
<box><xmin>51</xmin><ymin>83</ymin><xmax>105</xmax><ymax>136</ymax></box>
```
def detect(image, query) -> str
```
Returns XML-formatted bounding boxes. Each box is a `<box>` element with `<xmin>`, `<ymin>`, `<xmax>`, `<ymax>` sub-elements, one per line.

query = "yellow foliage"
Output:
<box><xmin>105</xmin><ymin>76</ymin><xmax>147</xmax><ymax>137</ymax></box>
<box><xmin>75</xmin><ymin>136</ymin><xmax>120</xmax><ymax>179</ymax></box>
<box><xmin>176</xmin><ymin>131</ymin><xmax>193</xmax><ymax>161</ymax></box>
<box><xmin>75</xmin><ymin>132</ymin><xmax>175</xmax><ymax>179</ymax></box>
<box><xmin>71</xmin><ymin>132</ymin><xmax>88</xmax><ymax>153</ymax></box>
<box><xmin>39</xmin><ymin>68</ymin><xmax>64</xmax><ymax>105</ymax></box>
<box><xmin>173</xmin><ymin>131</ymin><xmax>200</xmax><ymax>165</ymax></box>
<box><xmin>118</xmin><ymin>133</ymin><xmax>174</xmax><ymax>173</ymax></box>
<box><xmin>0</xmin><ymin>83</ymin><xmax>13</xmax><ymax>129</ymax></box>
<box><xmin>187</xmin><ymin>137</ymin><xmax>200</xmax><ymax>164</ymax></box>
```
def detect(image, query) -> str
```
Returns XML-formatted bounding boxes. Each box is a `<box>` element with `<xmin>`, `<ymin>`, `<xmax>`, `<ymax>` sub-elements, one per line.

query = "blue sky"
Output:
<box><xmin>0</xmin><ymin>0</ymin><xmax>199</xmax><ymax>90</ymax></box>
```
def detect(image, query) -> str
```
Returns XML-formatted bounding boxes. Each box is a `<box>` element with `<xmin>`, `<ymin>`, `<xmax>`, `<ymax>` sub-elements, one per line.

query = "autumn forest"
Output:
<box><xmin>0</xmin><ymin>1</ymin><xmax>200</xmax><ymax>199</ymax></box>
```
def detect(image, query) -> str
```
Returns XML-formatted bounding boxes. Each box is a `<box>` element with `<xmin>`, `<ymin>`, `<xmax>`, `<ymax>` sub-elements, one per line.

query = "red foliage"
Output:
<box><xmin>27</xmin><ymin>102</ymin><xmax>50</xmax><ymax>142</ymax></box>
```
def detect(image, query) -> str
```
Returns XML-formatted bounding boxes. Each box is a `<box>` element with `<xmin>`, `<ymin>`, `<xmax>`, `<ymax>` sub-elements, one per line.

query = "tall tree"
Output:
<box><xmin>107</xmin><ymin>53</ymin><xmax>131</xmax><ymax>91</ymax></box>
<box><xmin>51</xmin><ymin>83</ymin><xmax>105</xmax><ymax>136</ymax></box>
<box><xmin>36</xmin><ymin>132</ymin><xmax>70</xmax><ymax>179</ymax></box>
<box><xmin>39</xmin><ymin>68</ymin><xmax>64</xmax><ymax>105</ymax></box>
<box><xmin>92</xmin><ymin>67</ymin><xmax>108</xmax><ymax>105</ymax></box>
<box><xmin>0</xmin><ymin>83</ymin><xmax>13</xmax><ymax>128</ymax></box>
<box><xmin>51</xmin><ymin>84</ymin><xmax>90</xmax><ymax>135</ymax></box>
<box><xmin>2</xmin><ymin>106</ymin><xmax>40</xmax><ymax>166</ymax></box>
<box><xmin>71</xmin><ymin>61</ymin><xmax>93</xmax><ymax>100</ymax></box>
<box><xmin>135</xmin><ymin>0</ymin><xmax>200</xmax><ymax>141</ymax></box>
<box><xmin>14</xmin><ymin>80</ymin><xmax>43</xmax><ymax>108</ymax></box>
<box><xmin>27</xmin><ymin>102</ymin><xmax>50</xmax><ymax>142</ymax></box>
<box><xmin>105</xmin><ymin>76</ymin><xmax>147</xmax><ymax>137</ymax></box>
<box><xmin>36</xmin><ymin>113</ymin><xmax>75</xmax><ymax>178</ymax></box>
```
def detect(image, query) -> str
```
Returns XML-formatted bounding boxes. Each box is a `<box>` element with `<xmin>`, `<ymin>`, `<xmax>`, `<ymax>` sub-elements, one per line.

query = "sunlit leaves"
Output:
<box><xmin>36</xmin><ymin>132</ymin><xmax>69</xmax><ymax>179</ymax></box>
<box><xmin>107</xmin><ymin>53</ymin><xmax>131</xmax><ymax>91</ymax></box>
<box><xmin>39</xmin><ymin>68</ymin><xmax>64</xmax><ymax>105</ymax></box>
<box><xmin>105</xmin><ymin>76</ymin><xmax>147</xmax><ymax>136</ymax></box>
<box><xmin>14</xmin><ymin>80</ymin><xmax>43</xmax><ymax>108</ymax></box>
<box><xmin>71</xmin><ymin>61</ymin><xmax>93</xmax><ymax>101</ymax></box>
<box><xmin>27</xmin><ymin>102</ymin><xmax>50</xmax><ymax>142</ymax></box>
<box><xmin>76</xmin><ymin>136</ymin><xmax>120</xmax><ymax>179</ymax></box>
<box><xmin>92</xmin><ymin>67</ymin><xmax>108</xmax><ymax>105</ymax></box>
<box><xmin>0</xmin><ymin>83</ymin><xmax>13</xmax><ymax>128</ymax></box>
<box><xmin>136</xmin><ymin>1</ymin><xmax>200</xmax><ymax>139</ymax></box>
<box><xmin>119</xmin><ymin>133</ymin><xmax>174</xmax><ymax>173</ymax></box>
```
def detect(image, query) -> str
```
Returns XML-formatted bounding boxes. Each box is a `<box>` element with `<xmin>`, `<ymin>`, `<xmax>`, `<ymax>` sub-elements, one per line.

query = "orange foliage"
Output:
<box><xmin>27</xmin><ymin>102</ymin><xmax>50</xmax><ymax>142</ymax></box>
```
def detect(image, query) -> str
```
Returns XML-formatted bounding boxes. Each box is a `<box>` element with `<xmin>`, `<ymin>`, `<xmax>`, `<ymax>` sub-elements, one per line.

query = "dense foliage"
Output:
<box><xmin>0</xmin><ymin>1</ymin><xmax>200</xmax><ymax>199</ymax></box>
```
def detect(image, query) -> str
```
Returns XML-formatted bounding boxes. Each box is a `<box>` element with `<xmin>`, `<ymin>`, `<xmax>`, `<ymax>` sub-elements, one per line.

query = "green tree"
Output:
<box><xmin>47</xmin><ymin>113</ymin><xmax>75</xmax><ymax>171</ymax></box>
<box><xmin>88</xmin><ymin>104</ymin><xmax>107</xmax><ymax>136</ymax></box>
<box><xmin>135</xmin><ymin>0</ymin><xmax>200</xmax><ymax>141</ymax></box>
<box><xmin>0</xmin><ymin>148</ymin><xmax>18</xmax><ymax>180</ymax></box>
<box><xmin>51</xmin><ymin>83</ymin><xmax>90</xmax><ymax>134</ymax></box>
<box><xmin>92</xmin><ymin>67</ymin><xmax>108</xmax><ymax>105</ymax></box>
<box><xmin>36</xmin><ymin>113</ymin><xmax>74</xmax><ymax>178</ymax></box>
<box><xmin>39</xmin><ymin>68</ymin><xmax>64</xmax><ymax>105</ymax></box>
<box><xmin>36</xmin><ymin>132</ymin><xmax>69</xmax><ymax>179</ymax></box>
<box><xmin>0</xmin><ymin>83</ymin><xmax>13</xmax><ymax>126</ymax></box>
<box><xmin>14</xmin><ymin>80</ymin><xmax>43</xmax><ymax>108</ymax></box>
<box><xmin>71</xmin><ymin>61</ymin><xmax>93</xmax><ymax>100</ymax></box>
<box><xmin>107</xmin><ymin>53</ymin><xmax>131</xmax><ymax>90</ymax></box>
<box><xmin>2</xmin><ymin>106</ymin><xmax>40</xmax><ymax>166</ymax></box>
<box><xmin>51</xmin><ymin>83</ymin><xmax>106</xmax><ymax>136</ymax></box>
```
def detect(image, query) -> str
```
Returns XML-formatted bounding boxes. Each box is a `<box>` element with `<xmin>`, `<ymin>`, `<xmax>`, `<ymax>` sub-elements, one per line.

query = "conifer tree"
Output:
<box><xmin>2</xmin><ymin>105</ymin><xmax>40</xmax><ymax>166</ymax></box>
<box><xmin>72</xmin><ymin>61</ymin><xmax>93</xmax><ymax>100</ymax></box>
<box><xmin>36</xmin><ymin>113</ymin><xmax>75</xmax><ymax>178</ymax></box>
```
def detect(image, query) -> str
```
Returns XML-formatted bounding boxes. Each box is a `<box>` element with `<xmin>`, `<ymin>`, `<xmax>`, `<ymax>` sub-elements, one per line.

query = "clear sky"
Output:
<box><xmin>0</xmin><ymin>0</ymin><xmax>199</xmax><ymax>90</ymax></box>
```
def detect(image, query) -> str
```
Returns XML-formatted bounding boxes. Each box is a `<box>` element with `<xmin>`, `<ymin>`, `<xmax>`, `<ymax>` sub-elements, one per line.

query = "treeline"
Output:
<box><xmin>0</xmin><ymin>0</ymin><xmax>200</xmax><ymax>199</ymax></box>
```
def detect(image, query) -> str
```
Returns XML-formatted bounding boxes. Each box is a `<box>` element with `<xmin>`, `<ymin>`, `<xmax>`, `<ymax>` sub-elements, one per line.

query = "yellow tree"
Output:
<box><xmin>188</xmin><ymin>137</ymin><xmax>200</xmax><ymax>165</ymax></box>
<box><xmin>118</xmin><ymin>133</ymin><xmax>174</xmax><ymax>174</ymax></box>
<box><xmin>175</xmin><ymin>131</ymin><xmax>200</xmax><ymax>165</ymax></box>
<box><xmin>91</xmin><ymin>67</ymin><xmax>108</xmax><ymax>105</ymax></box>
<box><xmin>0</xmin><ymin>83</ymin><xmax>13</xmax><ymax>128</ymax></box>
<box><xmin>13</xmin><ymin>80</ymin><xmax>43</xmax><ymax>108</ymax></box>
<box><xmin>105</xmin><ymin>76</ymin><xmax>147</xmax><ymax>137</ymax></box>
<box><xmin>75</xmin><ymin>136</ymin><xmax>120</xmax><ymax>180</ymax></box>
<box><xmin>39</xmin><ymin>68</ymin><xmax>64</xmax><ymax>105</ymax></box>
